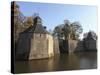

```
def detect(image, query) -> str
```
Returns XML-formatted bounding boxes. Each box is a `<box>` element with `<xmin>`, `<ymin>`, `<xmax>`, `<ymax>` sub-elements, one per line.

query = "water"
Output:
<box><xmin>14</xmin><ymin>52</ymin><xmax>97</xmax><ymax>73</ymax></box>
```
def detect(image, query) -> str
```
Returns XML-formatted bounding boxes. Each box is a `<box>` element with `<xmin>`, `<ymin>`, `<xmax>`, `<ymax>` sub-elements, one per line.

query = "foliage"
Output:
<box><xmin>83</xmin><ymin>31</ymin><xmax>97</xmax><ymax>40</ymax></box>
<box><xmin>23</xmin><ymin>16</ymin><xmax>34</xmax><ymax>28</ymax></box>
<box><xmin>12</xmin><ymin>2</ymin><xmax>26</xmax><ymax>42</ymax></box>
<box><xmin>53</xmin><ymin>20</ymin><xmax>83</xmax><ymax>40</ymax></box>
<box><xmin>53</xmin><ymin>24</ymin><xmax>64</xmax><ymax>39</ymax></box>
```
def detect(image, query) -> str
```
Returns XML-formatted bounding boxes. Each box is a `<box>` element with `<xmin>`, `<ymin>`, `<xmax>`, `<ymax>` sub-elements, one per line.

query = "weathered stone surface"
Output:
<box><xmin>15</xmin><ymin>16</ymin><xmax>54</xmax><ymax>60</ymax></box>
<box><xmin>68</xmin><ymin>40</ymin><xmax>78</xmax><ymax>53</ymax></box>
<box><xmin>53</xmin><ymin>37</ymin><xmax>60</xmax><ymax>54</ymax></box>
<box><xmin>84</xmin><ymin>40</ymin><xmax>97</xmax><ymax>50</ymax></box>
<box><xmin>83</xmin><ymin>31</ymin><xmax>97</xmax><ymax>51</ymax></box>
<box><xmin>67</xmin><ymin>39</ymin><xmax>97</xmax><ymax>53</ymax></box>
<box><xmin>47</xmin><ymin>35</ymin><xmax>54</xmax><ymax>57</ymax></box>
<box><xmin>16</xmin><ymin>33</ymin><xmax>54</xmax><ymax>60</ymax></box>
<box><xmin>29</xmin><ymin>34</ymin><xmax>54</xmax><ymax>60</ymax></box>
<box><xmin>75</xmin><ymin>41</ymin><xmax>84</xmax><ymax>52</ymax></box>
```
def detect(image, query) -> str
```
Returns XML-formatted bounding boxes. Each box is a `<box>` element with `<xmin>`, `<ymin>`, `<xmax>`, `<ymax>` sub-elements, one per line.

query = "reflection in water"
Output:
<box><xmin>15</xmin><ymin>52</ymin><xmax>97</xmax><ymax>73</ymax></box>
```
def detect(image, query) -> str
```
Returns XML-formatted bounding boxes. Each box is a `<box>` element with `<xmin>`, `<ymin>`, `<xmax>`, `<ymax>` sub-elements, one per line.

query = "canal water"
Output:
<box><xmin>14</xmin><ymin>52</ymin><xmax>97</xmax><ymax>73</ymax></box>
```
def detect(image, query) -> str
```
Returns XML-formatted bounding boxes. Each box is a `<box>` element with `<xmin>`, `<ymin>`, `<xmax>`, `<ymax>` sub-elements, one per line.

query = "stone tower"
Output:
<box><xmin>16</xmin><ymin>15</ymin><xmax>54</xmax><ymax>60</ymax></box>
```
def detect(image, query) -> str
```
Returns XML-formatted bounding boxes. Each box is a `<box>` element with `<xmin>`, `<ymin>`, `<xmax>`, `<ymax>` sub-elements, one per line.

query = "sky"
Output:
<box><xmin>16</xmin><ymin>1</ymin><xmax>97</xmax><ymax>39</ymax></box>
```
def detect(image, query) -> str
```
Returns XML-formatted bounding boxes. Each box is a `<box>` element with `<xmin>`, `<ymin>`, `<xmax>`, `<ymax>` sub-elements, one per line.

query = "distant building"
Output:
<box><xmin>16</xmin><ymin>16</ymin><xmax>54</xmax><ymax>60</ymax></box>
<box><xmin>83</xmin><ymin>31</ymin><xmax>97</xmax><ymax>51</ymax></box>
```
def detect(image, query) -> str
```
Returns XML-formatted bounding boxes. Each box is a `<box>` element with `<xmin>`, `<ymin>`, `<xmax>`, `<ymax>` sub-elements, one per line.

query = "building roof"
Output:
<box><xmin>21</xmin><ymin>16</ymin><xmax>49</xmax><ymax>34</ymax></box>
<box><xmin>22</xmin><ymin>24</ymin><xmax>49</xmax><ymax>34</ymax></box>
<box><xmin>84</xmin><ymin>31</ymin><xmax>97</xmax><ymax>40</ymax></box>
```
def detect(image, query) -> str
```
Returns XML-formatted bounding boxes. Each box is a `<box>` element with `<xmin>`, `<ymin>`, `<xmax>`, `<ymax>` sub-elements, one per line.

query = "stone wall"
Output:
<box><xmin>74</xmin><ymin>41</ymin><xmax>84</xmax><ymax>52</ymax></box>
<box><xmin>68</xmin><ymin>40</ymin><xmax>78</xmax><ymax>53</ymax></box>
<box><xmin>29</xmin><ymin>33</ymin><xmax>48</xmax><ymax>59</ymax></box>
<box><xmin>47</xmin><ymin>35</ymin><xmax>54</xmax><ymax>57</ymax></box>
<box><xmin>53</xmin><ymin>37</ymin><xmax>60</xmax><ymax>54</ymax></box>
<box><xmin>16</xmin><ymin>32</ymin><xmax>97</xmax><ymax>60</ymax></box>
<box><xmin>67</xmin><ymin>40</ymin><xmax>84</xmax><ymax>53</ymax></box>
<box><xmin>16</xmin><ymin>32</ymin><xmax>54</xmax><ymax>60</ymax></box>
<box><xmin>84</xmin><ymin>39</ymin><xmax>97</xmax><ymax>50</ymax></box>
<box><xmin>67</xmin><ymin>39</ymin><xmax>96</xmax><ymax>52</ymax></box>
<box><xmin>15</xmin><ymin>33</ymin><xmax>32</xmax><ymax>60</ymax></box>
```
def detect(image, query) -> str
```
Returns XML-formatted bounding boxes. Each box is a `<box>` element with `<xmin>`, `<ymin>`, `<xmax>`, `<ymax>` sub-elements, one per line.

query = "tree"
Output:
<box><xmin>53</xmin><ymin>24</ymin><xmax>64</xmax><ymax>39</ymax></box>
<box><xmin>62</xmin><ymin>20</ymin><xmax>83</xmax><ymax>40</ymax></box>
<box><xmin>70</xmin><ymin>21</ymin><xmax>83</xmax><ymax>40</ymax></box>
<box><xmin>53</xmin><ymin>19</ymin><xmax>83</xmax><ymax>40</ymax></box>
<box><xmin>62</xmin><ymin>20</ymin><xmax>71</xmax><ymax>40</ymax></box>
<box><xmin>83</xmin><ymin>31</ymin><xmax>97</xmax><ymax>40</ymax></box>
<box><xmin>11</xmin><ymin>2</ymin><xmax>26</xmax><ymax>42</ymax></box>
<box><xmin>23</xmin><ymin>16</ymin><xmax>33</xmax><ymax>28</ymax></box>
